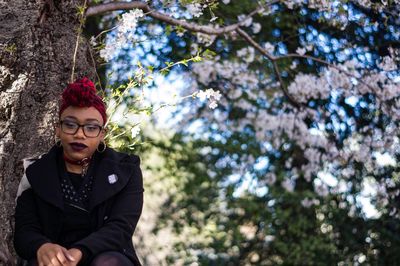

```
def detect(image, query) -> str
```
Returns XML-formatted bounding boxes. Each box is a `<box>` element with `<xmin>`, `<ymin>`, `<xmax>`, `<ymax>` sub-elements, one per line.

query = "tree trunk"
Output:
<box><xmin>0</xmin><ymin>0</ymin><xmax>94</xmax><ymax>264</ymax></box>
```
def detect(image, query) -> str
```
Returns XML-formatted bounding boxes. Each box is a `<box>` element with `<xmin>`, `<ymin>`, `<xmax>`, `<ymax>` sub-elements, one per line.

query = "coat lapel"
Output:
<box><xmin>25</xmin><ymin>146</ymin><xmax>134</xmax><ymax>212</ymax></box>
<box><xmin>26</xmin><ymin>146</ymin><xmax>64</xmax><ymax>210</ymax></box>
<box><xmin>89</xmin><ymin>149</ymin><xmax>134</xmax><ymax>211</ymax></box>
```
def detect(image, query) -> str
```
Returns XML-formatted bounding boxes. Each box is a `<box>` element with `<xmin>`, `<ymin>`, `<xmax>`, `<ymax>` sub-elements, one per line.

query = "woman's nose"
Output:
<box><xmin>74</xmin><ymin>126</ymin><xmax>86</xmax><ymax>138</ymax></box>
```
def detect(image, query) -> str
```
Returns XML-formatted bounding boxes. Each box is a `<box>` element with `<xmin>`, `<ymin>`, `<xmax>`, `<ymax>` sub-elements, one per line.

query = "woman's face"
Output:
<box><xmin>56</xmin><ymin>106</ymin><xmax>105</xmax><ymax>161</ymax></box>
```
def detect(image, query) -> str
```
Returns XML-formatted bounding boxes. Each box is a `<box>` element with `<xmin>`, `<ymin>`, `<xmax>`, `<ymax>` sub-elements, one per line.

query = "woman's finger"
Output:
<box><xmin>38</xmin><ymin>255</ymin><xmax>51</xmax><ymax>266</ymax></box>
<box><xmin>55</xmin><ymin>250</ymin><xmax>69</xmax><ymax>265</ymax></box>
<box><xmin>62</xmin><ymin>248</ymin><xmax>75</xmax><ymax>262</ymax></box>
<box><xmin>50</xmin><ymin>256</ymin><xmax>62</xmax><ymax>266</ymax></box>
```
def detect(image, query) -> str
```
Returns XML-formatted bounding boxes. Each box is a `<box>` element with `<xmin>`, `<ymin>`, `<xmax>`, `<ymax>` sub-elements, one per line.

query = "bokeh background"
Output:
<box><xmin>87</xmin><ymin>1</ymin><xmax>400</xmax><ymax>265</ymax></box>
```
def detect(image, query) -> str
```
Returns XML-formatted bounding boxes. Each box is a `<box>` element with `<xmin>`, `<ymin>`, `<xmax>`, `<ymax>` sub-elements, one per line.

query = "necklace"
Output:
<box><xmin>63</xmin><ymin>155</ymin><xmax>91</xmax><ymax>177</ymax></box>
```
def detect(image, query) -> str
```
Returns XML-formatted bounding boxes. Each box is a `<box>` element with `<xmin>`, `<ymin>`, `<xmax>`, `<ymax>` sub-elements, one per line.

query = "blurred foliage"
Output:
<box><xmin>88</xmin><ymin>0</ymin><xmax>400</xmax><ymax>265</ymax></box>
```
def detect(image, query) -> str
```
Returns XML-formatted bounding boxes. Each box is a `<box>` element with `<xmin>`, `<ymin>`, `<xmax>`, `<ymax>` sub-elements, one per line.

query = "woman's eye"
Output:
<box><xmin>85</xmin><ymin>125</ymin><xmax>99</xmax><ymax>132</ymax></box>
<box><xmin>64</xmin><ymin>122</ymin><xmax>77</xmax><ymax>128</ymax></box>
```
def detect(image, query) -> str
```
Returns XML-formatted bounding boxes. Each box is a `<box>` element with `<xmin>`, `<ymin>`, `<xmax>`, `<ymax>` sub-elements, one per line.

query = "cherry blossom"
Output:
<box><xmin>186</xmin><ymin>3</ymin><xmax>204</xmax><ymax>18</ymax></box>
<box><xmin>99</xmin><ymin>9</ymin><xmax>144</xmax><ymax>61</ymax></box>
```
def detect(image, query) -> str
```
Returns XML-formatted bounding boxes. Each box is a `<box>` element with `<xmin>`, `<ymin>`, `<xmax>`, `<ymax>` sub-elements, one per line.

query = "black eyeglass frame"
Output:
<box><xmin>59</xmin><ymin>120</ymin><xmax>104</xmax><ymax>138</ymax></box>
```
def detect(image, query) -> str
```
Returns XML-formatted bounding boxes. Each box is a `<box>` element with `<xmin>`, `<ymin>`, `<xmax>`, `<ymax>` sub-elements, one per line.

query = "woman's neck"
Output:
<box><xmin>62</xmin><ymin>154</ymin><xmax>91</xmax><ymax>174</ymax></box>
<box><xmin>65</xmin><ymin>162</ymin><xmax>83</xmax><ymax>174</ymax></box>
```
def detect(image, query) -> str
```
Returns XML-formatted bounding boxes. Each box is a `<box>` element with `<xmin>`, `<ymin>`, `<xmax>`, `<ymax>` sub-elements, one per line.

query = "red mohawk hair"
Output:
<box><xmin>59</xmin><ymin>77</ymin><xmax>107</xmax><ymax>124</ymax></box>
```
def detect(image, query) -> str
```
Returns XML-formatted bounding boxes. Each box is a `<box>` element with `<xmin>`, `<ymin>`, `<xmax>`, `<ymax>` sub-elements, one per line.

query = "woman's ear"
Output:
<box><xmin>55</xmin><ymin>125</ymin><xmax>60</xmax><ymax>138</ymax></box>
<box><xmin>100</xmin><ymin>127</ymin><xmax>107</xmax><ymax>140</ymax></box>
<box><xmin>100</xmin><ymin>132</ymin><xmax>105</xmax><ymax>142</ymax></box>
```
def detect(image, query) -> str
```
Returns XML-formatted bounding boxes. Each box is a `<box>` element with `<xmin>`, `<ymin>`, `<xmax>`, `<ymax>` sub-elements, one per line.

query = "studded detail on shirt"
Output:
<box><xmin>60</xmin><ymin>174</ymin><xmax>94</xmax><ymax>211</ymax></box>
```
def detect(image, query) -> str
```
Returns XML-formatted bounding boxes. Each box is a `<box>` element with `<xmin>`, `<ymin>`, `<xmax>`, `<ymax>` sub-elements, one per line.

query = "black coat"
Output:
<box><xmin>14</xmin><ymin>145</ymin><xmax>144</xmax><ymax>265</ymax></box>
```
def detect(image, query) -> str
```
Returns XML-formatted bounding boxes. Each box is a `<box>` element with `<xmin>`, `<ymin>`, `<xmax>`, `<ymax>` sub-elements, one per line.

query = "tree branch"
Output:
<box><xmin>86</xmin><ymin>1</ymin><xmax>376</xmax><ymax>107</ymax></box>
<box><xmin>86</xmin><ymin>1</ymin><xmax>263</xmax><ymax>35</ymax></box>
<box><xmin>280</xmin><ymin>53</ymin><xmax>377</xmax><ymax>92</ymax></box>
<box><xmin>235</xmin><ymin>27</ymin><xmax>275</xmax><ymax>61</ymax></box>
<box><xmin>236</xmin><ymin>27</ymin><xmax>301</xmax><ymax>108</ymax></box>
<box><xmin>236</xmin><ymin>27</ymin><xmax>378</xmax><ymax>103</ymax></box>
<box><xmin>271</xmin><ymin>61</ymin><xmax>301</xmax><ymax>108</ymax></box>
<box><xmin>86</xmin><ymin>1</ymin><xmax>148</xmax><ymax>16</ymax></box>
<box><xmin>86</xmin><ymin>0</ymin><xmax>302</xmax><ymax>107</ymax></box>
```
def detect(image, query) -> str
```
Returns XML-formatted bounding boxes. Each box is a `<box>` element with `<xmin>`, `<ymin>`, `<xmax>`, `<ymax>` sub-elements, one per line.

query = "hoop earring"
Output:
<box><xmin>97</xmin><ymin>142</ymin><xmax>106</xmax><ymax>153</ymax></box>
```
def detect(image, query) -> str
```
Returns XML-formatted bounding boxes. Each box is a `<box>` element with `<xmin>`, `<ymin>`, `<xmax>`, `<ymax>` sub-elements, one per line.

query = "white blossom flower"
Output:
<box><xmin>252</xmin><ymin>23</ymin><xmax>261</xmax><ymax>34</ymax></box>
<box><xmin>237</xmin><ymin>48</ymin><xmax>247</xmax><ymax>57</ymax></box>
<box><xmin>131</xmin><ymin>125</ymin><xmax>141</xmax><ymax>138</ymax></box>
<box><xmin>230</xmin><ymin>89</ymin><xmax>242</xmax><ymax>99</ymax></box>
<box><xmin>210</xmin><ymin>16</ymin><xmax>218</xmax><ymax>22</ymax></box>
<box><xmin>314</xmin><ymin>183</ymin><xmax>329</xmax><ymax>197</ymax></box>
<box><xmin>176</xmin><ymin>30</ymin><xmax>185</xmax><ymax>37</ymax></box>
<box><xmin>236</xmin><ymin>47</ymin><xmax>255</xmax><ymax>63</ymax></box>
<box><xmin>301</xmin><ymin>198</ymin><xmax>314</xmax><ymax>208</ymax></box>
<box><xmin>288</xmin><ymin>73</ymin><xmax>330</xmax><ymax>103</ymax></box>
<box><xmin>282</xmin><ymin>178</ymin><xmax>295</xmax><ymax>192</ymax></box>
<box><xmin>184</xmin><ymin>54</ymin><xmax>398</xmax><ymax>199</ymax></box>
<box><xmin>222</xmin><ymin>0</ymin><xmax>230</xmax><ymax>4</ymax></box>
<box><xmin>378</xmin><ymin>56</ymin><xmax>397</xmax><ymax>71</ymax></box>
<box><xmin>209</xmin><ymin>101</ymin><xmax>218</xmax><ymax>109</ymax></box>
<box><xmin>89</xmin><ymin>36</ymin><xmax>97</xmax><ymax>46</ymax></box>
<box><xmin>285</xmin><ymin>0</ymin><xmax>306</xmax><ymax>9</ymax></box>
<box><xmin>296</xmin><ymin>47</ymin><xmax>306</xmax><ymax>56</ymax></box>
<box><xmin>190</xmin><ymin>43</ymin><xmax>199</xmax><ymax>56</ymax></box>
<box><xmin>99</xmin><ymin>45</ymin><xmax>116</xmax><ymax>62</ymax></box>
<box><xmin>325</xmin><ymin>68</ymin><xmax>352</xmax><ymax>90</ymax></box>
<box><xmin>238</xmin><ymin>14</ymin><xmax>253</xmax><ymax>27</ymax></box>
<box><xmin>100</xmin><ymin>9</ymin><xmax>144</xmax><ymax>62</ymax></box>
<box><xmin>306</xmin><ymin>44</ymin><xmax>314</xmax><ymax>51</ymax></box>
<box><xmin>265</xmin><ymin>235</ymin><xmax>275</xmax><ymax>242</ymax></box>
<box><xmin>265</xmin><ymin>173</ymin><xmax>277</xmax><ymax>185</ymax></box>
<box><xmin>195</xmin><ymin>88</ymin><xmax>222</xmax><ymax>109</ymax></box>
<box><xmin>348</xmin><ymin>205</ymin><xmax>356</xmax><ymax>217</ymax></box>
<box><xmin>119</xmin><ymin>9</ymin><xmax>144</xmax><ymax>34</ymax></box>
<box><xmin>187</xmin><ymin>3</ymin><xmax>203</xmax><ymax>18</ymax></box>
<box><xmin>263</xmin><ymin>42</ymin><xmax>275</xmax><ymax>54</ymax></box>
<box><xmin>147</xmin><ymin>24</ymin><xmax>162</xmax><ymax>35</ymax></box>
<box><xmin>196</xmin><ymin>32</ymin><xmax>216</xmax><ymax>46</ymax></box>
<box><xmin>192</xmin><ymin>60</ymin><xmax>215</xmax><ymax>85</ymax></box>
<box><xmin>212</xmin><ymin>90</ymin><xmax>222</xmax><ymax>101</ymax></box>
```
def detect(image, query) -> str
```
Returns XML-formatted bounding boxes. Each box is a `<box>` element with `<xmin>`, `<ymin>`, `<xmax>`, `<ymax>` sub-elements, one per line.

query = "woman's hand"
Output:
<box><xmin>37</xmin><ymin>243</ymin><xmax>75</xmax><ymax>266</ymax></box>
<box><xmin>65</xmin><ymin>248</ymin><xmax>83</xmax><ymax>266</ymax></box>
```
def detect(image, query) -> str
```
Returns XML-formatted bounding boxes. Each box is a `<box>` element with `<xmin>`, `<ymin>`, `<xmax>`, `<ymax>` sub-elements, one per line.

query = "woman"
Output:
<box><xmin>14</xmin><ymin>78</ymin><xmax>143</xmax><ymax>266</ymax></box>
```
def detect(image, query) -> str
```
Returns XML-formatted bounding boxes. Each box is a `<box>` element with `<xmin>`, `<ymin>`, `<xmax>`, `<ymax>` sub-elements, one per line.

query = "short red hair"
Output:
<box><xmin>59</xmin><ymin>77</ymin><xmax>107</xmax><ymax>124</ymax></box>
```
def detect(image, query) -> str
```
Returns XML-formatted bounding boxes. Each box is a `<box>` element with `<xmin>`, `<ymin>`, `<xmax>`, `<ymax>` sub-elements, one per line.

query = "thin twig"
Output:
<box><xmin>280</xmin><ymin>53</ymin><xmax>376</xmax><ymax>91</ymax></box>
<box><xmin>93</xmin><ymin>25</ymin><xmax>119</xmax><ymax>40</ymax></box>
<box><xmin>236</xmin><ymin>27</ymin><xmax>301</xmax><ymax>107</ymax></box>
<box><xmin>71</xmin><ymin>0</ymin><xmax>88</xmax><ymax>83</ymax></box>
<box><xmin>272</xmin><ymin>61</ymin><xmax>301</xmax><ymax>108</ymax></box>
<box><xmin>86</xmin><ymin>39</ymin><xmax>103</xmax><ymax>92</ymax></box>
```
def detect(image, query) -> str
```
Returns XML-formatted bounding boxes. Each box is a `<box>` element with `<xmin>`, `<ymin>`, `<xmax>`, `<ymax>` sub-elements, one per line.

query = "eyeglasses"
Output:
<box><xmin>60</xmin><ymin>120</ymin><xmax>103</xmax><ymax>138</ymax></box>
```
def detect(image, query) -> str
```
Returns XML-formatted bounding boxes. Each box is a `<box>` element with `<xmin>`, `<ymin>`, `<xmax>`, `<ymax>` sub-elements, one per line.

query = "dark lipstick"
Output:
<box><xmin>70</xmin><ymin>142</ymin><xmax>88</xmax><ymax>152</ymax></box>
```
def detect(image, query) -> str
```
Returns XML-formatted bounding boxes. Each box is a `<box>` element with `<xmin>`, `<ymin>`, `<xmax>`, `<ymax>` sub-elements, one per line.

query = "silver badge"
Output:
<box><xmin>108</xmin><ymin>174</ymin><xmax>118</xmax><ymax>184</ymax></box>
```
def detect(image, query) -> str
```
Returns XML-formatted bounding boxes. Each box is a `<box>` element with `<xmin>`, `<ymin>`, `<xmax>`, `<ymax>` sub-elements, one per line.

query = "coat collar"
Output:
<box><xmin>26</xmin><ymin>145</ymin><xmax>135</xmax><ymax>211</ymax></box>
<box><xmin>89</xmin><ymin>148</ymin><xmax>135</xmax><ymax>211</ymax></box>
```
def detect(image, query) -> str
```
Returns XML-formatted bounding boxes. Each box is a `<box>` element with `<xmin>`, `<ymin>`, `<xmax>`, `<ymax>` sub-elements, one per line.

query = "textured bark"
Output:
<box><xmin>0</xmin><ymin>0</ymin><xmax>94</xmax><ymax>264</ymax></box>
